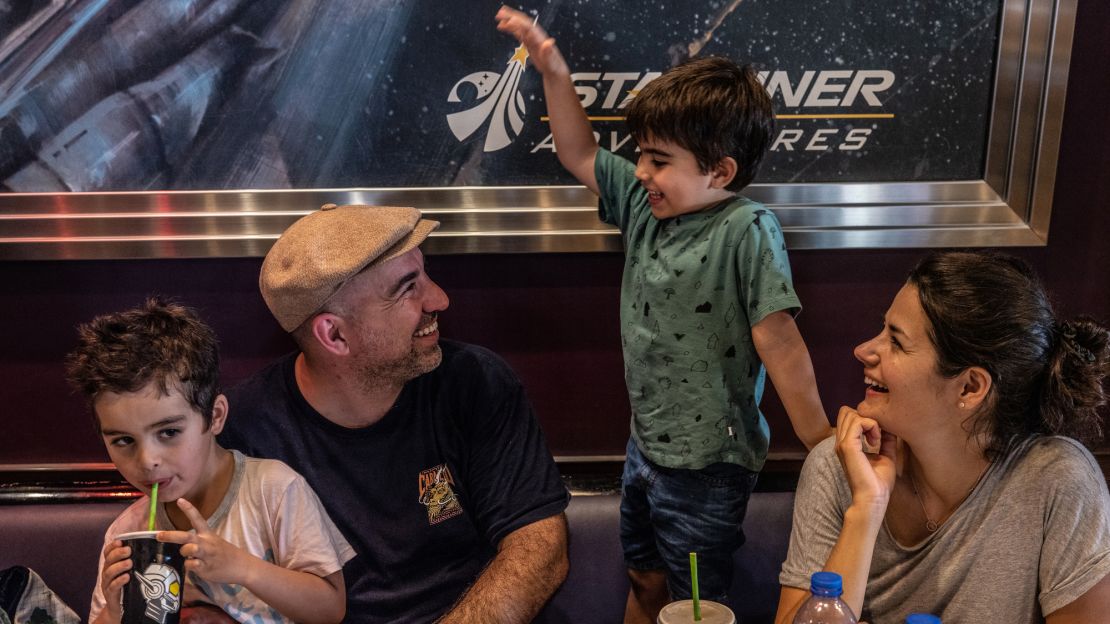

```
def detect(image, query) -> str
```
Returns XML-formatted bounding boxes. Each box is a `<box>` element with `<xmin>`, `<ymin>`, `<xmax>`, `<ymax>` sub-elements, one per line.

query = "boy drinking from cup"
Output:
<box><xmin>67</xmin><ymin>298</ymin><xmax>354</xmax><ymax>624</ymax></box>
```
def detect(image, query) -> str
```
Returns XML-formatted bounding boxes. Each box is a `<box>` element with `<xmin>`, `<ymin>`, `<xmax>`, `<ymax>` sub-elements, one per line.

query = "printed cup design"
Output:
<box><xmin>135</xmin><ymin>562</ymin><xmax>181</xmax><ymax>623</ymax></box>
<box><xmin>117</xmin><ymin>531</ymin><xmax>185</xmax><ymax>624</ymax></box>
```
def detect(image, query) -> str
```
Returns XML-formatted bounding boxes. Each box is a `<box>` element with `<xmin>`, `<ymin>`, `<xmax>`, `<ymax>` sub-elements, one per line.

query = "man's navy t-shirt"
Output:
<box><xmin>219</xmin><ymin>340</ymin><xmax>569</xmax><ymax>622</ymax></box>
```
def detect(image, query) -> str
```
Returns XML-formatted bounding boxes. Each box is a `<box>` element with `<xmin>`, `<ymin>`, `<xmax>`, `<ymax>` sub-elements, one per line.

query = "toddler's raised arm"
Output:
<box><xmin>496</xmin><ymin>6</ymin><xmax>600</xmax><ymax>193</ymax></box>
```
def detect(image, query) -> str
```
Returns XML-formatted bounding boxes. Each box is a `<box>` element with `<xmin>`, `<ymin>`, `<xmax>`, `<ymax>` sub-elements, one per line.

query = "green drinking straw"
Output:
<box><xmin>148</xmin><ymin>482</ymin><xmax>158</xmax><ymax>531</ymax></box>
<box><xmin>690</xmin><ymin>552</ymin><xmax>701</xmax><ymax>621</ymax></box>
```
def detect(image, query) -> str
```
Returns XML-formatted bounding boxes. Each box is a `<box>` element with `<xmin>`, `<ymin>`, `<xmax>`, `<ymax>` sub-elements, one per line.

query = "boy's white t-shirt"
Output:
<box><xmin>90</xmin><ymin>450</ymin><xmax>355</xmax><ymax>623</ymax></box>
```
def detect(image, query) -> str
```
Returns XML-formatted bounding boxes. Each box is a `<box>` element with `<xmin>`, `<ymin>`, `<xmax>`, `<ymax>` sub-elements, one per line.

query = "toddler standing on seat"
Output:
<box><xmin>497</xmin><ymin>7</ymin><xmax>831</xmax><ymax>622</ymax></box>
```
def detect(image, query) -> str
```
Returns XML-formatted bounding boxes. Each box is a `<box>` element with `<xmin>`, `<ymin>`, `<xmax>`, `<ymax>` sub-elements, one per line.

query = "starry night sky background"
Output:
<box><xmin>0</xmin><ymin>0</ymin><xmax>1001</xmax><ymax>190</ymax></box>
<box><xmin>368</xmin><ymin>0</ymin><xmax>999</xmax><ymax>186</ymax></box>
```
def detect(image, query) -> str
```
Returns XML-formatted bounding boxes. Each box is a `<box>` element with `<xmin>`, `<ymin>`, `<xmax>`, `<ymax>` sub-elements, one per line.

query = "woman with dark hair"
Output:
<box><xmin>776</xmin><ymin>251</ymin><xmax>1110</xmax><ymax>623</ymax></box>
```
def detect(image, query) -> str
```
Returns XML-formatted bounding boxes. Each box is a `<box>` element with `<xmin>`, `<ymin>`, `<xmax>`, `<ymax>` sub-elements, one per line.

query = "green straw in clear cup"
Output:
<box><xmin>690</xmin><ymin>552</ymin><xmax>701</xmax><ymax>621</ymax></box>
<box><xmin>148</xmin><ymin>482</ymin><xmax>158</xmax><ymax>531</ymax></box>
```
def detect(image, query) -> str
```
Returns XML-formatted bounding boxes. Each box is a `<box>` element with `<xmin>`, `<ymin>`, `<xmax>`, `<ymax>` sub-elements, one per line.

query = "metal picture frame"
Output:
<box><xmin>0</xmin><ymin>0</ymin><xmax>1075</xmax><ymax>259</ymax></box>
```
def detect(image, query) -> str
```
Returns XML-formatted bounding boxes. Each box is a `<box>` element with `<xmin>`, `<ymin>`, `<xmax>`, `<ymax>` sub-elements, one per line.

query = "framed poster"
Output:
<box><xmin>0</xmin><ymin>0</ymin><xmax>1075</xmax><ymax>258</ymax></box>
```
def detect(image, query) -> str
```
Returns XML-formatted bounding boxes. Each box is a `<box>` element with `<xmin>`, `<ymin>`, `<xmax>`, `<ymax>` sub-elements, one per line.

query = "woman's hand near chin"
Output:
<box><xmin>777</xmin><ymin>406</ymin><xmax>900</xmax><ymax>622</ymax></box>
<box><xmin>835</xmin><ymin>405</ymin><xmax>898</xmax><ymax>517</ymax></box>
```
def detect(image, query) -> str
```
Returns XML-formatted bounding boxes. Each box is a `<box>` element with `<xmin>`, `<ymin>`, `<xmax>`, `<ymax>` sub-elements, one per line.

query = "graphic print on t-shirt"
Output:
<box><xmin>418</xmin><ymin>464</ymin><xmax>463</xmax><ymax>525</ymax></box>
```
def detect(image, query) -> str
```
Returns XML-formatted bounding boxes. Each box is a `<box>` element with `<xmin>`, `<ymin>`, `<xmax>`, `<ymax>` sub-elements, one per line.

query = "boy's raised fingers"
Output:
<box><xmin>175</xmin><ymin>498</ymin><xmax>211</xmax><ymax>533</ymax></box>
<box><xmin>495</xmin><ymin>5</ymin><xmax>527</xmax><ymax>24</ymax></box>
<box><xmin>496</xmin><ymin>7</ymin><xmax>546</xmax><ymax>40</ymax></box>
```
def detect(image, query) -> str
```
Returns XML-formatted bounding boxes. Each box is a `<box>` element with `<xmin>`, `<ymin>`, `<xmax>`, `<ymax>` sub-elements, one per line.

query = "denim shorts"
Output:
<box><xmin>620</xmin><ymin>437</ymin><xmax>758</xmax><ymax>601</ymax></box>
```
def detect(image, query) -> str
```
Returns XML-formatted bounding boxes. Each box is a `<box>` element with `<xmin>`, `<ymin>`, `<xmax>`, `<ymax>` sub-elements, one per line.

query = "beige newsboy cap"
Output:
<box><xmin>260</xmin><ymin>203</ymin><xmax>439</xmax><ymax>332</ymax></box>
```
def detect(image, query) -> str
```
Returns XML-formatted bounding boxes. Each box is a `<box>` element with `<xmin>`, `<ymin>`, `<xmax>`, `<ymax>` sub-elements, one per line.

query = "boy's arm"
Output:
<box><xmin>496</xmin><ymin>6</ymin><xmax>599</xmax><ymax>193</ymax></box>
<box><xmin>159</xmin><ymin>499</ymin><xmax>346</xmax><ymax>624</ymax></box>
<box><xmin>437</xmin><ymin>513</ymin><xmax>568</xmax><ymax>624</ymax></box>
<box><xmin>751</xmin><ymin>310</ymin><xmax>834</xmax><ymax>449</ymax></box>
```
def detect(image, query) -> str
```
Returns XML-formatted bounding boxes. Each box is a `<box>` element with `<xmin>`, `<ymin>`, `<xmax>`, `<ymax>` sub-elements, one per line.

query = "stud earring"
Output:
<box><xmin>958</xmin><ymin>401</ymin><xmax>966</xmax><ymax>409</ymax></box>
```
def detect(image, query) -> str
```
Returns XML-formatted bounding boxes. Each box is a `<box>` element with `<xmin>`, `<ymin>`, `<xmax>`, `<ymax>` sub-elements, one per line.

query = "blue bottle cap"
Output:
<box><xmin>905</xmin><ymin>614</ymin><xmax>941</xmax><ymax>624</ymax></box>
<box><xmin>810</xmin><ymin>571</ymin><xmax>843</xmax><ymax>596</ymax></box>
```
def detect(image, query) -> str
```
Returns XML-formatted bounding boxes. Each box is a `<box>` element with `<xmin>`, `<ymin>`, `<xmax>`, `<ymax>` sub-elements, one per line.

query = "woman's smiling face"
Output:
<box><xmin>852</xmin><ymin>284</ymin><xmax>964</xmax><ymax>438</ymax></box>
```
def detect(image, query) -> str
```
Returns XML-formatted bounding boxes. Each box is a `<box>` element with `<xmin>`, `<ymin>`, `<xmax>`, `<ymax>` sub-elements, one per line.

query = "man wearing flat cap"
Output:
<box><xmin>219</xmin><ymin>204</ymin><xmax>570</xmax><ymax>623</ymax></box>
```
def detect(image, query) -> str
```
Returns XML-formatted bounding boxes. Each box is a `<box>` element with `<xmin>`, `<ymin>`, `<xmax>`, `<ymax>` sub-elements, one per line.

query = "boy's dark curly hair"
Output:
<box><xmin>626</xmin><ymin>56</ymin><xmax>774</xmax><ymax>192</ymax></box>
<box><xmin>65</xmin><ymin>297</ymin><xmax>220</xmax><ymax>430</ymax></box>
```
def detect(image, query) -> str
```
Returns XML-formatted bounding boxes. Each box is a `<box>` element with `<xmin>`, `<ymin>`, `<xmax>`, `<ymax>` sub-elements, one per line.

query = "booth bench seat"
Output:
<box><xmin>0</xmin><ymin>491</ymin><xmax>794</xmax><ymax>623</ymax></box>
<box><xmin>536</xmin><ymin>491</ymin><xmax>794</xmax><ymax>624</ymax></box>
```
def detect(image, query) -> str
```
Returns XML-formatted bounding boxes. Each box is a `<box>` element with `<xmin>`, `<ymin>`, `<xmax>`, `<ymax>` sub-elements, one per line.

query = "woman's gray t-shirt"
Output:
<box><xmin>781</xmin><ymin>436</ymin><xmax>1110</xmax><ymax>623</ymax></box>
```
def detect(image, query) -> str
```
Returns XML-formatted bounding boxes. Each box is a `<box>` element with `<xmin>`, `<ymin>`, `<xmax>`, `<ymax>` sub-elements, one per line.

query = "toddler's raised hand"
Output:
<box><xmin>495</xmin><ymin>6</ymin><xmax>569</xmax><ymax>77</ymax></box>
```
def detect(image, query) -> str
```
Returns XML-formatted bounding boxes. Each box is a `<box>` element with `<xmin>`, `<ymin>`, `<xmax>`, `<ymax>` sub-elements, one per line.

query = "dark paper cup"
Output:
<box><xmin>116</xmin><ymin>531</ymin><xmax>185</xmax><ymax>624</ymax></box>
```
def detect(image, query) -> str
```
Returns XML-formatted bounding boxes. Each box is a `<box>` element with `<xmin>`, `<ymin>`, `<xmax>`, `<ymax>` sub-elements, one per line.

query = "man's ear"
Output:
<box><xmin>959</xmin><ymin>366</ymin><xmax>993</xmax><ymax>411</ymax></box>
<box><xmin>309</xmin><ymin>313</ymin><xmax>351</xmax><ymax>356</ymax></box>
<box><xmin>709</xmin><ymin>157</ymin><xmax>739</xmax><ymax>189</ymax></box>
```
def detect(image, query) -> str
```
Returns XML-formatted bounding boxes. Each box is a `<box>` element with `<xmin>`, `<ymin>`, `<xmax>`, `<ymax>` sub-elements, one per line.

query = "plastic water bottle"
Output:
<box><xmin>792</xmin><ymin>571</ymin><xmax>858</xmax><ymax>623</ymax></box>
<box><xmin>905</xmin><ymin>615</ymin><xmax>941</xmax><ymax>624</ymax></box>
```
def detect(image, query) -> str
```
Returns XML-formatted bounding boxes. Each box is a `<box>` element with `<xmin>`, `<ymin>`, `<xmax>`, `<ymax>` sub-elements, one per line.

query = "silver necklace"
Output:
<box><xmin>908</xmin><ymin>464</ymin><xmax>988</xmax><ymax>533</ymax></box>
<box><xmin>909</xmin><ymin>469</ymin><xmax>940</xmax><ymax>532</ymax></box>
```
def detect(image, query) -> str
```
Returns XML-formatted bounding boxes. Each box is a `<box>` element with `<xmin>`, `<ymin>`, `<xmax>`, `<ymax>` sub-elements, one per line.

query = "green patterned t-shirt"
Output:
<box><xmin>596</xmin><ymin>148</ymin><xmax>801</xmax><ymax>471</ymax></box>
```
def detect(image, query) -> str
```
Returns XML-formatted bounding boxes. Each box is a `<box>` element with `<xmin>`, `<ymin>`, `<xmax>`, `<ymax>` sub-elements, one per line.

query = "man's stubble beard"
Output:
<box><xmin>355</xmin><ymin>342</ymin><xmax>443</xmax><ymax>392</ymax></box>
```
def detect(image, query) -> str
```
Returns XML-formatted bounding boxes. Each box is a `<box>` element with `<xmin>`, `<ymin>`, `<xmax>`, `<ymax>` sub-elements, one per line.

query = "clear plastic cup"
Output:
<box><xmin>657</xmin><ymin>599</ymin><xmax>737</xmax><ymax>624</ymax></box>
